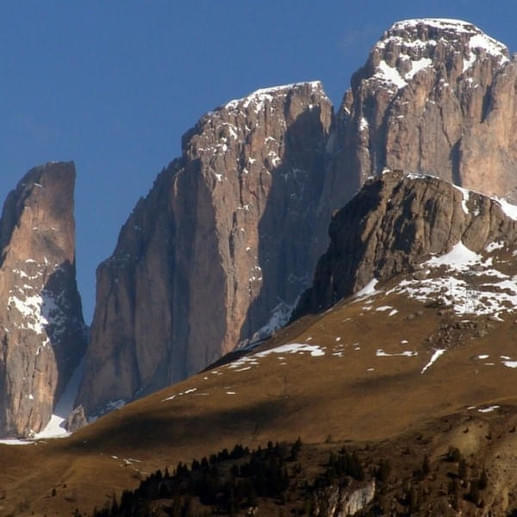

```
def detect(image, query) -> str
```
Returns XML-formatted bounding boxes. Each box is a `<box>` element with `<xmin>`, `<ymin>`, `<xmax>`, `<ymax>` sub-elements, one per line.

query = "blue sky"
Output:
<box><xmin>1</xmin><ymin>1</ymin><xmax>516</xmax><ymax>322</ymax></box>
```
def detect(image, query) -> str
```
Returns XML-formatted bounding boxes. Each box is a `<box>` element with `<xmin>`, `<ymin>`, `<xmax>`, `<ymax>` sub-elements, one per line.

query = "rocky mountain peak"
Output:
<box><xmin>0</xmin><ymin>162</ymin><xmax>86</xmax><ymax>437</ymax></box>
<box><xmin>77</xmin><ymin>81</ymin><xmax>334</xmax><ymax>416</ymax></box>
<box><xmin>379</xmin><ymin>19</ymin><xmax>507</xmax><ymax>65</ymax></box>
<box><xmin>223</xmin><ymin>80</ymin><xmax>327</xmax><ymax>108</ymax></box>
<box><xmin>366</xmin><ymin>19</ymin><xmax>509</xmax><ymax>94</ymax></box>
<box><xmin>323</xmin><ymin>18</ymin><xmax>517</xmax><ymax>213</ymax></box>
<box><xmin>183</xmin><ymin>81</ymin><xmax>331</xmax><ymax>173</ymax></box>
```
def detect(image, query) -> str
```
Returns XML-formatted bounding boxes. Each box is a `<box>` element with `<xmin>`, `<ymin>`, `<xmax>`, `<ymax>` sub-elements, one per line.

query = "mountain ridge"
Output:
<box><xmin>75</xmin><ymin>17</ymin><xmax>517</xmax><ymax>418</ymax></box>
<box><xmin>6</xmin><ymin>152</ymin><xmax>517</xmax><ymax>515</ymax></box>
<box><xmin>1</xmin><ymin>15</ymin><xmax>517</xmax><ymax>477</ymax></box>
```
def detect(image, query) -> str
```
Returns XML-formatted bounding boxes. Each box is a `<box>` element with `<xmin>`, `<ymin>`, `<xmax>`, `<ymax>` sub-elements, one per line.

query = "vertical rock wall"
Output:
<box><xmin>78</xmin><ymin>82</ymin><xmax>333</xmax><ymax>415</ymax></box>
<box><xmin>0</xmin><ymin>162</ymin><xmax>86</xmax><ymax>436</ymax></box>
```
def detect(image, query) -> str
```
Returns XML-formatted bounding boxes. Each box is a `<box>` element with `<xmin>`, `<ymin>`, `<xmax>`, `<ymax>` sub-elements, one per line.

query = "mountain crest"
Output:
<box><xmin>320</xmin><ymin>17</ymin><xmax>517</xmax><ymax>226</ymax></box>
<box><xmin>366</xmin><ymin>18</ymin><xmax>509</xmax><ymax>93</ymax></box>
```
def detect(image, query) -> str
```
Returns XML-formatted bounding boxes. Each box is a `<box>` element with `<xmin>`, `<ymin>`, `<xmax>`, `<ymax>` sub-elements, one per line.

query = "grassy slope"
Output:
<box><xmin>2</xmin><ymin>279</ymin><xmax>517</xmax><ymax>515</ymax></box>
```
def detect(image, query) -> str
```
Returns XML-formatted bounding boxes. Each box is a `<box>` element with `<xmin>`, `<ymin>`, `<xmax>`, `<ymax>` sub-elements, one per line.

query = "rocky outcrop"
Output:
<box><xmin>341</xmin><ymin>481</ymin><xmax>376</xmax><ymax>516</ymax></box>
<box><xmin>324</xmin><ymin>18</ymin><xmax>517</xmax><ymax>216</ymax></box>
<box><xmin>0</xmin><ymin>162</ymin><xmax>86</xmax><ymax>437</ymax></box>
<box><xmin>314</xmin><ymin>480</ymin><xmax>376</xmax><ymax>516</ymax></box>
<box><xmin>65</xmin><ymin>405</ymin><xmax>87</xmax><ymax>432</ymax></box>
<box><xmin>78</xmin><ymin>82</ymin><xmax>333</xmax><ymax>415</ymax></box>
<box><xmin>295</xmin><ymin>170</ymin><xmax>517</xmax><ymax>316</ymax></box>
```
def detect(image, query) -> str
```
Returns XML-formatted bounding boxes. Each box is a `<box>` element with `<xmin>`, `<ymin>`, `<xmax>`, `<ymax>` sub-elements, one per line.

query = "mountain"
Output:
<box><xmin>76</xmin><ymin>19</ymin><xmax>517</xmax><ymax>418</ymax></box>
<box><xmin>5</xmin><ymin>17</ymin><xmax>517</xmax><ymax>513</ymax></box>
<box><xmin>325</xmin><ymin>18</ymin><xmax>517</xmax><ymax>208</ymax></box>
<box><xmin>77</xmin><ymin>82</ymin><xmax>334</xmax><ymax>416</ymax></box>
<box><xmin>4</xmin><ymin>172</ymin><xmax>517</xmax><ymax>515</ymax></box>
<box><xmin>0</xmin><ymin>162</ymin><xmax>87</xmax><ymax>437</ymax></box>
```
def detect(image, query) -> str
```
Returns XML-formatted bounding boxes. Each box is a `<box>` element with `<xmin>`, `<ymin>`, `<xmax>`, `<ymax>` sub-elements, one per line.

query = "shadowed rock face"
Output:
<box><xmin>294</xmin><ymin>171</ymin><xmax>517</xmax><ymax>316</ymax></box>
<box><xmin>0</xmin><ymin>162</ymin><xmax>86</xmax><ymax>437</ymax></box>
<box><xmin>325</xmin><ymin>18</ymin><xmax>517</xmax><ymax>213</ymax></box>
<box><xmin>78</xmin><ymin>82</ymin><xmax>333</xmax><ymax>415</ymax></box>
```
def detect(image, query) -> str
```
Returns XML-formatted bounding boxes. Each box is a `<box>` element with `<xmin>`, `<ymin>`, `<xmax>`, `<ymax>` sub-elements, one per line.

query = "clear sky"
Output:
<box><xmin>1</xmin><ymin>1</ymin><xmax>516</xmax><ymax>322</ymax></box>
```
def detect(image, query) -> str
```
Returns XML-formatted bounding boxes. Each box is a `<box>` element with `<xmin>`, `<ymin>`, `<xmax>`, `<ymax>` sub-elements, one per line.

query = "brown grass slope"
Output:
<box><xmin>2</xmin><ymin>267</ymin><xmax>517</xmax><ymax>515</ymax></box>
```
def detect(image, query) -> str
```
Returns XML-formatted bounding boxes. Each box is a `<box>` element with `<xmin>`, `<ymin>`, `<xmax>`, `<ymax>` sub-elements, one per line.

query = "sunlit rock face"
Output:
<box><xmin>325</xmin><ymin>18</ymin><xmax>517</xmax><ymax>214</ymax></box>
<box><xmin>78</xmin><ymin>82</ymin><xmax>334</xmax><ymax>416</ymax></box>
<box><xmin>0</xmin><ymin>162</ymin><xmax>87</xmax><ymax>437</ymax></box>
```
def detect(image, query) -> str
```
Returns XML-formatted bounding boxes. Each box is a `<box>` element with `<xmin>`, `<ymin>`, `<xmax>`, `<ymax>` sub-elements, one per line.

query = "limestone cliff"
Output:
<box><xmin>0</xmin><ymin>162</ymin><xmax>86</xmax><ymax>437</ymax></box>
<box><xmin>78</xmin><ymin>82</ymin><xmax>333</xmax><ymax>415</ymax></box>
<box><xmin>324</xmin><ymin>18</ymin><xmax>517</xmax><ymax>217</ymax></box>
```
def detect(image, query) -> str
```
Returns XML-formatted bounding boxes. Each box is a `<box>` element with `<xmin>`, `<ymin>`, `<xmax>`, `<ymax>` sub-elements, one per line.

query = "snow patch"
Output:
<box><xmin>0</xmin><ymin>438</ymin><xmax>34</xmax><ymax>446</ymax></box>
<box><xmin>463</xmin><ymin>33</ymin><xmax>509</xmax><ymax>72</ymax></box>
<box><xmin>256</xmin><ymin>343</ymin><xmax>325</xmax><ymax>358</ymax></box>
<box><xmin>405</xmin><ymin>57</ymin><xmax>432</xmax><ymax>80</ymax></box>
<box><xmin>495</xmin><ymin>197</ymin><xmax>517</xmax><ymax>221</ymax></box>
<box><xmin>238</xmin><ymin>300</ymin><xmax>294</xmax><ymax>351</ymax></box>
<box><xmin>486</xmin><ymin>241</ymin><xmax>504</xmax><ymax>253</ymax></box>
<box><xmin>453</xmin><ymin>185</ymin><xmax>470</xmax><ymax>215</ymax></box>
<box><xmin>426</xmin><ymin>241</ymin><xmax>482</xmax><ymax>270</ymax></box>
<box><xmin>375</xmin><ymin>60</ymin><xmax>407</xmax><ymax>89</ymax></box>
<box><xmin>421</xmin><ymin>349</ymin><xmax>446</xmax><ymax>374</ymax></box>
<box><xmin>355</xmin><ymin>278</ymin><xmax>378</xmax><ymax>298</ymax></box>
<box><xmin>478</xmin><ymin>405</ymin><xmax>500</xmax><ymax>413</ymax></box>
<box><xmin>392</xmin><ymin>18</ymin><xmax>478</xmax><ymax>33</ymax></box>
<box><xmin>162</xmin><ymin>387</ymin><xmax>198</xmax><ymax>402</ymax></box>
<box><xmin>376</xmin><ymin>348</ymin><xmax>418</xmax><ymax>357</ymax></box>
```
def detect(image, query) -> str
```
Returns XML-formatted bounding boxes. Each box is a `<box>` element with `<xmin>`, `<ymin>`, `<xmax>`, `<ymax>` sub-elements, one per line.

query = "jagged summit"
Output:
<box><xmin>321</xmin><ymin>16</ymin><xmax>517</xmax><ymax>212</ymax></box>
<box><xmin>223</xmin><ymin>81</ymin><xmax>326</xmax><ymax>110</ymax></box>
<box><xmin>367</xmin><ymin>18</ymin><xmax>510</xmax><ymax>92</ymax></box>
<box><xmin>381</xmin><ymin>18</ymin><xmax>508</xmax><ymax>50</ymax></box>
<box><xmin>388</xmin><ymin>17</ymin><xmax>507</xmax><ymax>39</ymax></box>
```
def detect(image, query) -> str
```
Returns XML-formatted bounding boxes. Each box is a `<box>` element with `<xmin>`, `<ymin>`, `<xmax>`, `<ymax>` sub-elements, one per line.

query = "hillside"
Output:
<box><xmin>4</xmin><ymin>177</ymin><xmax>517</xmax><ymax>514</ymax></box>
